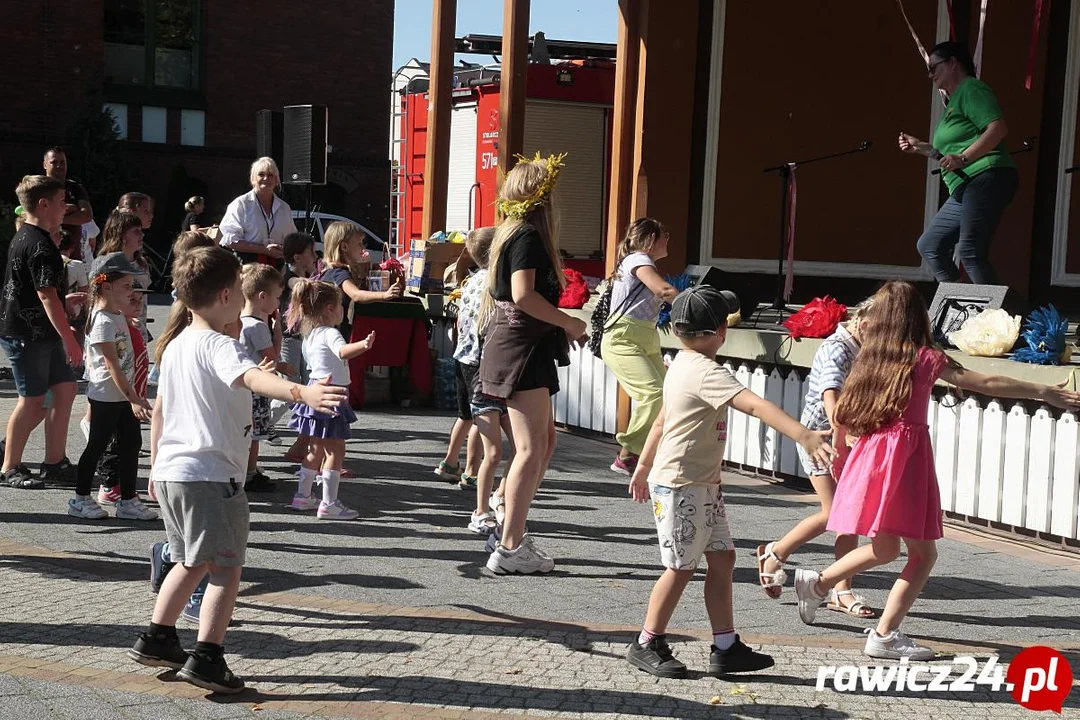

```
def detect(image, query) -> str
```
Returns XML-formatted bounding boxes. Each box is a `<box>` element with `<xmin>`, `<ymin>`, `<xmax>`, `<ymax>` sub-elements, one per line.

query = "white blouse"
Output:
<box><xmin>218</xmin><ymin>190</ymin><xmax>298</xmax><ymax>250</ymax></box>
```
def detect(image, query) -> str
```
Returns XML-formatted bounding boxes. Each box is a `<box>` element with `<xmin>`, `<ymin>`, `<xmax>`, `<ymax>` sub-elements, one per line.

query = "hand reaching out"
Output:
<box><xmin>357</xmin><ymin>330</ymin><xmax>376</xmax><ymax>353</ymax></box>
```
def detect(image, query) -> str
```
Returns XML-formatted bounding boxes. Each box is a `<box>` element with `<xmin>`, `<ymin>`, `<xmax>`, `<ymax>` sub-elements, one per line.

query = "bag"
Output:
<box><xmin>588</xmin><ymin>277</ymin><xmax>648</xmax><ymax>359</ymax></box>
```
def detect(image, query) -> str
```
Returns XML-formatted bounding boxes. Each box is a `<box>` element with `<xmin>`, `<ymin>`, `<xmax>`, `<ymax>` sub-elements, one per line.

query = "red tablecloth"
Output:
<box><xmin>348</xmin><ymin>315</ymin><xmax>432</xmax><ymax>409</ymax></box>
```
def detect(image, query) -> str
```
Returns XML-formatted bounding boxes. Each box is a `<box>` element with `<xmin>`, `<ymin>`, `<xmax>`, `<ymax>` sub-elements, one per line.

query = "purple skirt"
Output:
<box><xmin>288</xmin><ymin>382</ymin><xmax>356</xmax><ymax>439</ymax></box>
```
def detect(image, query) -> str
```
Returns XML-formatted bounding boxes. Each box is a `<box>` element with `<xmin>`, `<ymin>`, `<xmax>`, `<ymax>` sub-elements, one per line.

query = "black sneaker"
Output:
<box><xmin>626</xmin><ymin>636</ymin><xmax>688</xmax><ymax>679</ymax></box>
<box><xmin>150</xmin><ymin>542</ymin><xmax>175</xmax><ymax>595</ymax></box>
<box><xmin>177</xmin><ymin>651</ymin><xmax>246</xmax><ymax>695</ymax></box>
<box><xmin>708</xmin><ymin>637</ymin><xmax>775</xmax><ymax>676</ymax></box>
<box><xmin>39</xmin><ymin>457</ymin><xmax>76</xmax><ymax>487</ymax></box>
<box><xmin>127</xmin><ymin>631</ymin><xmax>188</xmax><ymax>670</ymax></box>
<box><xmin>245</xmin><ymin>471</ymin><xmax>275</xmax><ymax>492</ymax></box>
<box><xmin>3</xmin><ymin>464</ymin><xmax>44</xmax><ymax>489</ymax></box>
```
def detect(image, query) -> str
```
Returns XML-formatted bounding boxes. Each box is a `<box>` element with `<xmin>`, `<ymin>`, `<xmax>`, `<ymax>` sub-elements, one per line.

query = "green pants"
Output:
<box><xmin>601</xmin><ymin>316</ymin><xmax>666</xmax><ymax>456</ymax></box>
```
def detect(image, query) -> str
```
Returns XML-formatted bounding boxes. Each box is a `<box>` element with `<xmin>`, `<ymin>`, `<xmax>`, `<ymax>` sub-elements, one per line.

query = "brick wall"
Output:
<box><xmin>1</xmin><ymin>0</ymin><xmax>393</xmax><ymax>245</ymax></box>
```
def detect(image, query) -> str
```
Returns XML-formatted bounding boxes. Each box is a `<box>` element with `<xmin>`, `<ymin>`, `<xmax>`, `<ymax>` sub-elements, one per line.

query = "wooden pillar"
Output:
<box><xmin>498</xmin><ymin>0</ymin><xmax>530</xmax><ymax>178</ymax></box>
<box><xmin>609</xmin><ymin>0</ymin><xmax>644</xmax><ymax>434</ymax></box>
<box><xmin>420</xmin><ymin>0</ymin><xmax>457</xmax><ymax>240</ymax></box>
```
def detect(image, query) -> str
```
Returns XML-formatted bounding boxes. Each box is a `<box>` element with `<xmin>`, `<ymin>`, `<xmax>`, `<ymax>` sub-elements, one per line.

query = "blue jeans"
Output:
<box><xmin>916</xmin><ymin>167</ymin><xmax>1019</xmax><ymax>285</ymax></box>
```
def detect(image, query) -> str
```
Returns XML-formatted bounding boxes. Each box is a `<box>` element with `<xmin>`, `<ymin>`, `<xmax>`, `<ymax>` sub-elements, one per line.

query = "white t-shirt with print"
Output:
<box><xmin>303</xmin><ymin>325</ymin><xmax>350</xmax><ymax>386</ymax></box>
<box><xmin>153</xmin><ymin>328</ymin><xmax>258</xmax><ymax>483</ymax></box>
<box><xmin>453</xmin><ymin>268</ymin><xmax>487</xmax><ymax>366</ymax></box>
<box><xmin>649</xmin><ymin>351</ymin><xmax>746</xmax><ymax>488</ymax></box>
<box><xmin>85</xmin><ymin>310</ymin><xmax>135</xmax><ymax>403</ymax></box>
<box><xmin>610</xmin><ymin>252</ymin><xmax>662</xmax><ymax>322</ymax></box>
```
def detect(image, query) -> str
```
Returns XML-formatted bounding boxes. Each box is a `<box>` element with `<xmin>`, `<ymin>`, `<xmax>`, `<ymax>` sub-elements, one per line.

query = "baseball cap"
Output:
<box><xmin>670</xmin><ymin>285</ymin><xmax>739</xmax><ymax>337</ymax></box>
<box><xmin>89</xmin><ymin>252</ymin><xmax>149</xmax><ymax>291</ymax></box>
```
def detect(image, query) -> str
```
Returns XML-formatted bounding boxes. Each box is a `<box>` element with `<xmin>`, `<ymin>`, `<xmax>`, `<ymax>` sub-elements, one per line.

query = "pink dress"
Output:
<box><xmin>827</xmin><ymin>347</ymin><xmax>946</xmax><ymax>540</ymax></box>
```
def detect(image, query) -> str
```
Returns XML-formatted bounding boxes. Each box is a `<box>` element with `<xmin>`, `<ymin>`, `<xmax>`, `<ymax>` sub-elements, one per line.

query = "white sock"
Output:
<box><xmin>320</xmin><ymin>470</ymin><xmax>341</xmax><ymax>505</ymax></box>
<box><xmin>713</xmin><ymin>629</ymin><xmax>736</xmax><ymax>650</ymax></box>
<box><xmin>297</xmin><ymin>467</ymin><xmax>317</xmax><ymax>497</ymax></box>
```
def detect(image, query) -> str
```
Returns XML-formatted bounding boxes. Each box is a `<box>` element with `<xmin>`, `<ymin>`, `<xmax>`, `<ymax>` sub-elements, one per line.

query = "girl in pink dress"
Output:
<box><xmin>792</xmin><ymin>281</ymin><xmax>1080</xmax><ymax>660</ymax></box>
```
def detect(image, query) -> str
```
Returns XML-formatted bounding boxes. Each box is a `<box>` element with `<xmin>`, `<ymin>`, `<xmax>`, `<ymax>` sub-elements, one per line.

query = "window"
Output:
<box><xmin>105</xmin><ymin>0</ymin><xmax>200</xmax><ymax>90</ymax></box>
<box><xmin>103</xmin><ymin>103</ymin><xmax>129</xmax><ymax>139</ymax></box>
<box><xmin>142</xmin><ymin>106</ymin><xmax>167</xmax><ymax>143</ymax></box>
<box><xmin>180</xmin><ymin>109</ymin><xmax>205</xmax><ymax>146</ymax></box>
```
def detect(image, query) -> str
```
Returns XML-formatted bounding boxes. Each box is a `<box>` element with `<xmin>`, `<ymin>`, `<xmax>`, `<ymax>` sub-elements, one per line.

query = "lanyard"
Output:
<box><xmin>258</xmin><ymin>198</ymin><xmax>276</xmax><ymax>241</ymax></box>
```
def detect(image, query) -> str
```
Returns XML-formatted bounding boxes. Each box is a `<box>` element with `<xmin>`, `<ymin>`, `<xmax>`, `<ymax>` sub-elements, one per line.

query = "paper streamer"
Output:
<box><xmin>1025</xmin><ymin>0</ymin><xmax>1048</xmax><ymax>90</ymax></box>
<box><xmin>895</xmin><ymin>0</ymin><xmax>947</xmax><ymax>106</ymax></box>
<box><xmin>945</xmin><ymin>0</ymin><xmax>957</xmax><ymax>40</ymax></box>
<box><xmin>973</xmin><ymin>0</ymin><xmax>989</xmax><ymax>77</ymax></box>
<box><xmin>784</xmin><ymin>163</ymin><xmax>797</xmax><ymax>301</ymax></box>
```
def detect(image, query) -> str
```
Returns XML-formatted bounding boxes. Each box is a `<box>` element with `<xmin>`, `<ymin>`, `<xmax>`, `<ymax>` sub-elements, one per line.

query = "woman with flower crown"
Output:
<box><xmin>477</xmin><ymin>153</ymin><xmax>588</xmax><ymax>575</ymax></box>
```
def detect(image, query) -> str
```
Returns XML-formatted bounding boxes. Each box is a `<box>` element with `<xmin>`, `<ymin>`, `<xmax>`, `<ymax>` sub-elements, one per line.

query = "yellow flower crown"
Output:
<box><xmin>495</xmin><ymin>152</ymin><xmax>567</xmax><ymax>220</ymax></box>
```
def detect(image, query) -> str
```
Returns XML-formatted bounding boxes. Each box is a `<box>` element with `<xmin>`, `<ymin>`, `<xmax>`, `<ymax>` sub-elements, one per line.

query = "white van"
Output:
<box><xmin>290</xmin><ymin>211</ymin><xmax>385</xmax><ymax>263</ymax></box>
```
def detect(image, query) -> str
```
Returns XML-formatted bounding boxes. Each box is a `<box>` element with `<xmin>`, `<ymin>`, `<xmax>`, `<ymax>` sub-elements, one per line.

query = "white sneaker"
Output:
<box><xmin>289</xmin><ymin>493</ymin><xmax>320</xmax><ymax>511</ymax></box>
<box><xmin>489</xmin><ymin>492</ymin><xmax>505</xmax><ymax>525</ymax></box>
<box><xmin>80</xmin><ymin>417</ymin><xmax>91</xmax><ymax>441</ymax></box>
<box><xmin>485</xmin><ymin>533</ymin><xmax>555</xmax><ymax>575</ymax></box>
<box><xmin>794</xmin><ymin>569</ymin><xmax>827</xmax><ymax>624</ymax></box>
<box><xmin>68</xmin><ymin>496</ymin><xmax>108</xmax><ymax>520</ymax></box>
<box><xmin>318</xmin><ymin>499</ymin><xmax>358</xmax><ymax>520</ymax></box>
<box><xmin>863</xmin><ymin>629</ymin><xmax>936</xmax><ymax>660</ymax></box>
<box><xmin>115</xmin><ymin>497</ymin><xmax>159</xmax><ymax>521</ymax></box>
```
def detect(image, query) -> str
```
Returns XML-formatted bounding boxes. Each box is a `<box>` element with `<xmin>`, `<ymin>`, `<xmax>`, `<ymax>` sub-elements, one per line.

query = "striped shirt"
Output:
<box><xmin>800</xmin><ymin>324</ymin><xmax>859</xmax><ymax>431</ymax></box>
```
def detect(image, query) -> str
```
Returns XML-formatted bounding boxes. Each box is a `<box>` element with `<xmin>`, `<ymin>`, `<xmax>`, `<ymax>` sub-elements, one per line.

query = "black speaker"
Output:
<box><xmin>928</xmin><ymin>282</ymin><xmax>1013</xmax><ymax>348</ymax></box>
<box><xmin>283</xmin><ymin>104</ymin><xmax>328</xmax><ymax>185</ymax></box>
<box><xmin>683</xmin><ymin>265</ymin><xmax>761</xmax><ymax>322</ymax></box>
<box><xmin>255</xmin><ymin>110</ymin><xmax>283</xmax><ymax>170</ymax></box>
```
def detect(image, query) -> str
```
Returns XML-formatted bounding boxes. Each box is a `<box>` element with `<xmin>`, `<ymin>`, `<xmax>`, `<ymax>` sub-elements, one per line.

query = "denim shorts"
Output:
<box><xmin>0</xmin><ymin>337</ymin><xmax>75</xmax><ymax>398</ymax></box>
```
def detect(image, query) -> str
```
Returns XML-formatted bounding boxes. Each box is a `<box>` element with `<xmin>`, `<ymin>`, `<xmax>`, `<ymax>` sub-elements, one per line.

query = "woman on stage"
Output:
<box><xmin>899</xmin><ymin>41</ymin><xmax>1017</xmax><ymax>285</ymax></box>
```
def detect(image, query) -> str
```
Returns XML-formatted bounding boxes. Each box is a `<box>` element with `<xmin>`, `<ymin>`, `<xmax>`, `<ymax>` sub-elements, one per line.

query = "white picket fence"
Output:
<box><xmin>428</xmin><ymin>319</ymin><xmax>1080</xmax><ymax>541</ymax></box>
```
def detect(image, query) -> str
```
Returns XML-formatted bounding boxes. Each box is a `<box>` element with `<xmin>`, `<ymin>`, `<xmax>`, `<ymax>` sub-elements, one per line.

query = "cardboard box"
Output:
<box><xmin>407</xmin><ymin>240</ymin><xmax>464</xmax><ymax>296</ymax></box>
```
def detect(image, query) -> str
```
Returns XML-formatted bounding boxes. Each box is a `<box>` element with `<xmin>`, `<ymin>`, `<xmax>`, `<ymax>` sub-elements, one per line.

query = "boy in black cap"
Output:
<box><xmin>626</xmin><ymin>284</ymin><xmax>833</xmax><ymax>678</ymax></box>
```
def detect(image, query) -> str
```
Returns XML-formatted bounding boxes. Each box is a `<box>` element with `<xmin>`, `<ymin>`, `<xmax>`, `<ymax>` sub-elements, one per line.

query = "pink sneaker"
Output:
<box><xmin>610</xmin><ymin>454</ymin><xmax>638</xmax><ymax>476</ymax></box>
<box><xmin>97</xmin><ymin>484</ymin><xmax>122</xmax><ymax>505</ymax></box>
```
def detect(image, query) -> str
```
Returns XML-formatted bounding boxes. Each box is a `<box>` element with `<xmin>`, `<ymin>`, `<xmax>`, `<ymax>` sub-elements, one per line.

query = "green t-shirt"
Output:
<box><xmin>932</xmin><ymin>77</ymin><xmax>1014</xmax><ymax>195</ymax></box>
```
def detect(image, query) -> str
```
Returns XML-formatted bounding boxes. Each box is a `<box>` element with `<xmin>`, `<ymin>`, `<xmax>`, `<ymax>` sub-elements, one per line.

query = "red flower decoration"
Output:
<box><xmin>558</xmin><ymin>268</ymin><xmax>590</xmax><ymax>309</ymax></box>
<box><xmin>782</xmin><ymin>296</ymin><xmax>848</xmax><ymax>339</ymax></box>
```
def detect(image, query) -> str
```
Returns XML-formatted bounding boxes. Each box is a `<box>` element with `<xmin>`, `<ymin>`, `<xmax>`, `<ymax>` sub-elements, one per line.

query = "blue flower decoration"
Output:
<box><xmin>1012</xmin><ymin>305</ymin><xmax>1070</xmax><ymax>365</ymax></box>
<box><xmin>657</xmin><ymin>273</ymin><xmax>693</xmax><ymax>329</ymax></box>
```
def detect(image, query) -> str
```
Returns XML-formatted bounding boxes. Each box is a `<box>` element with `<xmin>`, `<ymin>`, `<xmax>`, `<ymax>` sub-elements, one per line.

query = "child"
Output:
<box><xmin>793</xmin><ymin>281</ymin><xmax>1080</xmax><ymax>660</ymax></box>
<box><xmin>60</xmin><ymin>226</ymin><xmax>90</xmax><ymax>379</ymax></box>
<box><xmin>280</xmin><ymin>232</ymin><xmax>318</xmax><ymax>463</ymax></box>
<box><xmin>68</xmin><ymin>253</ymin><xmax>157</xmax><ymax>521</ymax></box>
<box><xmin>286</xmin><ymin>279</ymin><xmax>374</xmax><ymax>519</ymax></box>
<box><xmin>444</xmin><ymin>227</ymin><xmax>516</xmax><ymax>533</ymax></box>
<box><xmin>318</xmin><ymin>220</ymin><xmax>401</xmax><ymax>337</ymax></box>
<box><xmin>756</xmin><ymin>299</ymin><xmax>876</xmax><ymax>618</ymax></box>
<box><xmin>0</xmin><ymin>176</ymin><xmax>84</xmax><ymax>489</ymax></box>
<box><xmin>128</xmin><ymin>246</ymin><xmax>346</xmax><ymax>694</ymax></box>
<box><xmin>626</xmin><ymin>285</ymin><xmax>832</xmax><ymax>679</ymax></box>
<box><xmin>239</xmin><ymin>263</ymin><xmax>294</xmax><ymax>492</ymax></box>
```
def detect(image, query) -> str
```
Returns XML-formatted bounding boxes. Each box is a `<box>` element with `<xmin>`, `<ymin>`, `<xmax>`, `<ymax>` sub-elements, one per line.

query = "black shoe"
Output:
<box><xmin>708</xmin><ymin>637</ymin><xmax>775</xmax><ymax>676</ymax></box>
<box><xmin>39</xmin><ymin>457</ymin><xmax>76</xmax><ymax>487</ymax></box>
<box><xmin>127</xmin><ymin>631</ymin><xmax>188</xmax><ymax>670</ymax></box>
<box><xmin>177</xmin><ymin>651</ymin><xmax>246</xmax><ymax>694</ymax></box>
<box><xmin>245</xmin><ymin>471</ymin><xmax>275</xmax><ymax>492</ymax></box>
<box><xmin>3</xmin><ymin>464</ymin><xmax>44</xmax><ymax>489</ymax></box>
<box><xmin>150</xmin><ymin>542</ymin><xmax>175</xmax><ymax>595</ymax></box>
<box><xmin>626</xmin><ymin>636</ymin><xmax>688</xmax><ymax>679</ymax></box>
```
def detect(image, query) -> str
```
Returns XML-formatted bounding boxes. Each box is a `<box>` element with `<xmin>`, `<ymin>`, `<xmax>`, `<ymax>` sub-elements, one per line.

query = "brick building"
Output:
<box><xmin>1</xmin><ymin>0</ymin><xmax>394</xmax><ymax>251</ymax></box>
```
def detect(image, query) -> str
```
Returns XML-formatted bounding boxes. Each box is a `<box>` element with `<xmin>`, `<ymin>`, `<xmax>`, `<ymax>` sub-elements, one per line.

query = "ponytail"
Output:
<box><xmin>154</xmin><ymin>300</ymin><xmax>193</xmax><ymax>366</ymax></box>
<box><xmin>286</xmin><ymin>278</ymin><xmax>340</xmax><ymax>335</ymax></box>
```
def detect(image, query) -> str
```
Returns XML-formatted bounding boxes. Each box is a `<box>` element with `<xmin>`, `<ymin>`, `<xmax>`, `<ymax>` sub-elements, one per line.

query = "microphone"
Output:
<box><xmin>929</xmin><ymin>147</ymin><xmax>970</xmax><ymax>181</ymax></box>
<box><xmin>859</xmin><ymin>139</ymin><xmax>872</xmax><ymax>151</ymax></box>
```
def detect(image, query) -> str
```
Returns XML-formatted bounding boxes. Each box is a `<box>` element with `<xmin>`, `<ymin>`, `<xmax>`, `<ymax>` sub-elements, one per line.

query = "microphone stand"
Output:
<box><xmin>930</xmin><ymin>136</ymin><xmax>1037</xmax><ymax>176</ymax></box>
<box><xmin>759</xmin><ymin>140</ymin><xmax>872</xmax><ymax>320</ymax></box>
<box><xmin>1065</xmin><ymin>165</ymin><xmax>1079</xmax><ymax>175</ymax></box>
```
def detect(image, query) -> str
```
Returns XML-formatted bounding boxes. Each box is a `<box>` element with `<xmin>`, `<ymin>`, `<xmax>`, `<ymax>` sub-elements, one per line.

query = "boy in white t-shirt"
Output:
<box><xmin>238</xmin><ymin>263</ymin><xmax>295</xmax><ymax>492</ymax></box>
<box><xmin>127</xmin><ymin>246</ymin><xmax>346</xmax><ymax>695</ymax></box>
<box><xmin>626</xmin><ymin>285</ymin><xmax>833</xmax><ymax>679</ymax></box>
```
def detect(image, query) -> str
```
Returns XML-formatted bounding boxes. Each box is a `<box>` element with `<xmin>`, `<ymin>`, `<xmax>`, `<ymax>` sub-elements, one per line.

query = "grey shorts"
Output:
<box><xmin>156</xmin><ymin>480</ymin><xmax>250</xmax><ymax>568</ymax></box>
<box><xmin>650</xmin><ymin>483</ymin><xmax>733</xmax><ymax>571</ymax></box>
<box><xmin>797</xmin><ymin>443</ymin><xmax>831</xmax><ymax>477</ymax></box>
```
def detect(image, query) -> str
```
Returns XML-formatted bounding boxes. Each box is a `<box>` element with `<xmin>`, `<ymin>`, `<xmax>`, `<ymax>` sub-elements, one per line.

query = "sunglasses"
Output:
<box><xmin>928</xmin><ymin>60</ymin><xmax>948</xmax><ymax>77</ymax></box>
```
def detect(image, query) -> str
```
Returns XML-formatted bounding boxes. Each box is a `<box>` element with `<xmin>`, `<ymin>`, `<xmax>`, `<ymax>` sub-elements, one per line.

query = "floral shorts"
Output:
<box><xmin>650</xmin><ymin>483</ymin><xmax>733</xmax><ymax>571</ymax></box>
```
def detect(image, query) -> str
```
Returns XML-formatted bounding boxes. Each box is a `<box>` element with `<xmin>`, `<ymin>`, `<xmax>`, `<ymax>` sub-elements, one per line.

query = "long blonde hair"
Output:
<box><xmin>322</xmin><ymin>220</ymin><xmax>366</xmax><ymax>277</ymax></box>
<box><xmin>154</xmin><ymin>300</ymin><xmax>192</xmax><ymax>366</ymax></box>
<box><xmin>479</xmin><ymin>160</ymin><xmax>564</xmax><ymax>328</ymax></box>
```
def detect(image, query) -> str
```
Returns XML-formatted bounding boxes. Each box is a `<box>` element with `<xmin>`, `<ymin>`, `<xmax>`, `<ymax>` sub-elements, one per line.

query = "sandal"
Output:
<box><xmin>827</xmin><ymin>589</ymin><xmax>877</xmax><ymax>618</ymax></box>
<box><xmin>468</xmin><ymin>510</ymin><xmax>499</xmax><ymax>535</ymax></box>
<box><xmin>458</xmin><ymin>473</ymin><xmax>477</xmax><ymax>489</ymax></box>
<box><xmin>756</xmin><ymin>542</ymin><xmax>788</xmax><ymax>599</ymax></box>
<box><xmin>3</xmin><ymin>465</ymin><xmax>44</xmax><ymax>490</ymax></box>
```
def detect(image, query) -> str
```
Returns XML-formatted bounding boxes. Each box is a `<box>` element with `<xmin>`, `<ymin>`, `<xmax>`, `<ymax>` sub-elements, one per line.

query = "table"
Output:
<box><xmin>348</xmin><ymin>299</ymin><xmax>433</xmax><ymax>409</ymax></box>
